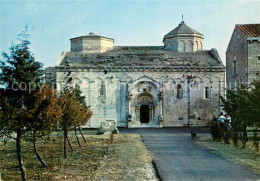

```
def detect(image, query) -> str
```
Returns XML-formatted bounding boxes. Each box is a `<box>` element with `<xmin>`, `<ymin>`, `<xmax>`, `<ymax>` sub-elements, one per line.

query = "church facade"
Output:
<box><xmin>46</xmin><ymin>21</ymin><xmax>225</xmax><ymax>128</ymax></box>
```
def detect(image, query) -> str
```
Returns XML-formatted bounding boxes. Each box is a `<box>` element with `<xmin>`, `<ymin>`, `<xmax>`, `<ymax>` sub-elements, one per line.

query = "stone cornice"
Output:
<box><xmin>164</xmin><ymin>34</ymin><xmax>204</xmax><ymax>40</ymax></box>
<box><xmin>46</xmin><ymin>65</ymin><xmax>225</xmax><ymax>73</ymax></box>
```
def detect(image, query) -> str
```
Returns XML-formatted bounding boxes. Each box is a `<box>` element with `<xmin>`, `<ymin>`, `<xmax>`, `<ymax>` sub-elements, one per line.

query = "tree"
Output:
<box><xmin>248</xmin><ymin>80</ymin><xmax>260</xmax><ymax>129</ymax></box>
<box><xmin>221</xmin><ymin>85</ymin><xmax>251</xmax><ymax>147</ymax></box>
<box><xmin>248</xmin><ymin>80</ymin><xmax>260</xmax><ymax>151</ymax></box>
<box><xmin>59</xmin><ymin>88</ymin><xmax>77</xmax><ymax>158</ymax></box>
<box><xmin>29</xmin><ymin>84</ymin><xmax>61</xmax><ymax>167</ymax></box>
<box><xmin>58</xmin><ymin>87</ymin><xmax>92</xmax><ymax>158</ymax></box>
<box><xmin>74</xmin><ymin>87</ymin><xmax>90</xmax><ymax>146</ymax></box>
<box><xmin>74</xmin><ymin>98</ymin><xmax>92</xmax><ymax>147</ymax></box>
<box><xmin>221</xmin><ymin>79</ymin><xmax>260</xmax><ymax>148</ymax></box>
<box><xmin>0</xmin><ymin>28</ymin><xmax>44</xmax><ymax>181</ymax></box>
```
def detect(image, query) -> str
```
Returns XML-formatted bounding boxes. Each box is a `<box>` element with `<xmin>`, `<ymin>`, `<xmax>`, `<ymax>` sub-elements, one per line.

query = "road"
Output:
<box><xmin>120</xmin><ymin>128</ymin><xmax>260</xmax><ymax>181</ymax></box>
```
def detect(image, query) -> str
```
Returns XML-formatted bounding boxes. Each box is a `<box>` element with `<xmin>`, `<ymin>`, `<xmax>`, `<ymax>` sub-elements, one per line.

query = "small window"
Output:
<box><xmin>205</xmin><ymin>87</ymin><xmax>211</xmax><ymax>99</ymax></box>
<box><xmin>176</xmin><ymin>84</ymin><xmax>183</xmax><ymax>99</ymax></box>
<box><xmin>258</xmin><ymin>56</ymin><xmax>260</xmax><ymax>60</ymax></box>
<box><xmin>233</xmin><ymin>60</ymin><xmax>237</xmax><ymax>76</ymax></box>
<box><xmin>98</xmin><ymin>84</ymin><xmax>105</xmax><ymax>97</ymax></box>
<box><xmin>53</xmin><ymin>83</ymin><xmax>57</xmax><ymax>90</ymax></box>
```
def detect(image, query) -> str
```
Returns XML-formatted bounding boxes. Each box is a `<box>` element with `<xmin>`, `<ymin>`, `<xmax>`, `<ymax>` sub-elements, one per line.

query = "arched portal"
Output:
<box><xmin>140</xmin><ymin>105</ymin><xmax>149</xmax><ymax>123</ymax></box>
<box><xmin>128</xmin><ymin>78</ymin><xmax>162</xmax><ymax>127</ymax></box>
<box><xmin>136</xmin><ymin>93</ymin><xmax>154</xmax><ymax>124</ymax></box>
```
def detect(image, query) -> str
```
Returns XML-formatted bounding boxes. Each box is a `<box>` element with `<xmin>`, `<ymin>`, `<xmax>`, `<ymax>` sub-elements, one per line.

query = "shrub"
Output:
<box><xmin>223</xmin><ymin>127</ymin><xmax>231</xmax><ymax>144</ymax></box>
<box><xmin>252</xmin><ymin>132</ymin><xmax>260</xmax><ymax>152</ymax></box>
<box><xmin>210</xmin><ymin>116</ymin><xmax>222</xmax><ymax>141</ymax></box>
<box><xmin>232</xmin><ymin>132</ymin><xmax>239</xmax><ymax>146</ymax></box>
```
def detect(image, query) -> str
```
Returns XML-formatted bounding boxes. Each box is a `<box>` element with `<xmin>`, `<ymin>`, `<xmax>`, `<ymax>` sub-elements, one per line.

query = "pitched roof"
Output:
<box><xmin>57</xmin><ymin>46</ymin><xmax>224</xmax><ymax>68</ymax></box>
<box><xmin>165</xmin><ymin>21</ymin><xmax>203</xmax><ymax>36</ymax></box>
<box><xmin>237</xmin><ymin>24</ymin><xmax>260</xmax><ymax>37</ymax></box>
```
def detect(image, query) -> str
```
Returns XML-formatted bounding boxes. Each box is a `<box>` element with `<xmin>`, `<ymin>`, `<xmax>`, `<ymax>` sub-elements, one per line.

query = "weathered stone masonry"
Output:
<box><xmin>226</xmin><ymin>24</ymin><xmax>260</xmax><ymax>89</ymax></box>
<box><xmin>46</xmin><ymin>21</ymin><xmax>225</xmax><ymax>128</ymax></box>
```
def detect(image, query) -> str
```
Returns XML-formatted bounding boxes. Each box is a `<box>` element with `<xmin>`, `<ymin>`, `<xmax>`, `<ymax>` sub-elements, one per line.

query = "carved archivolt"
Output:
<box><xmin>136</xmin><ymin>93</ymin><xmax>154</xmax><ymax>105</ymax></box>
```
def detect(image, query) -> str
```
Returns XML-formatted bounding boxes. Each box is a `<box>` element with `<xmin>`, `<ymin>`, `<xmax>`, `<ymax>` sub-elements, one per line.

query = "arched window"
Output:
<box><xmin>233</xmin><ymin>60</ymin><xmax>237</xmax><ymax>76</ymax></box>
<box><xmin>176</xmin><ymin>84</ymin><xmax>183</xmax><ymax>99</ymax></box>
<box><xmin>173</xmin><ymin>42</ymin><xmax>177</xmax><ymax>51</ymax></box>
<box><xmin>200</xmin><ymin>42</ymin><xmax>203</xmax><ymax>50</ymax></box>
<box><xmin>187</xmin><ymin>40</ymin><xmax>193</xmax><ymax>52</ymax></box>
<box><xmin>205</xmin><ymin>86</ymin><xmax>211</xmax><ymax>99</ymax></box>
<box><xmin>195</xmin><ymin>41</ymin><xmax>198</xmax><ymax>51</ymax></box>
<box><xmin>179</xmin><ymin>41</ymin><xmax>185</xmax><ymax>52</ymax></box>
<box><xmin>98</xmin><ymin>83</ymin><xmax>106</xmax><ymax>97</ymax></box>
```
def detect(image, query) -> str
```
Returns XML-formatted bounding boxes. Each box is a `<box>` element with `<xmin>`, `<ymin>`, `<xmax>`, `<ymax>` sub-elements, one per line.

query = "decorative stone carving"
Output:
<box><xmin>136</xmin><ymin>93</ymin><xmax>153</xmax><ymax>105</ymax></box>
<box><xmin>98</xmin><ymin>120</ymin><xmax>119</xmax><ymax>134</ymax></box>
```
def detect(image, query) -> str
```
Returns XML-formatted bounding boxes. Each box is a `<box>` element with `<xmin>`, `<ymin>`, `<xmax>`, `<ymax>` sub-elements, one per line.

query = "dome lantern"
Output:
<box><xmin>163</xmin><ymin>21</ymin><xmax>204</xmax><ymax>52</ymax></box>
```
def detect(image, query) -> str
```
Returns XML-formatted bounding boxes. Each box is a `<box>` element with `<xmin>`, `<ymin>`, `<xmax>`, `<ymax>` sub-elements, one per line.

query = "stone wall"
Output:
<box><xmin>100</xmin><ymin>38</ymin><xmax>114</xmax><ymax>52</ymax></box>
<box><xmin>71</xmin><ymin>36</ymin><xmax>114</xmax><ymax>53</ymax></box>
<box><xmin>248</xmin><ymin>40</ymin><xmax>260</xmax><ymax>83</ymax></box>
<box><xmin>164</xmin><ymin>36</ymin><xmax>203</xmax><ymax>53</ymax></box>
<box><xmin>53</xmin><ymin>70</ymin><xmax>225</xmax><ymax>128</ymax></box>
<box><xmin>226</xmin><ymin>27</ymin><xmax>248</xmax><ymax>88</ymax></box>
<box><xmin>226</xmin><ymin>27</ymin><xmax>260</xmax><ymax>88</ymax></box>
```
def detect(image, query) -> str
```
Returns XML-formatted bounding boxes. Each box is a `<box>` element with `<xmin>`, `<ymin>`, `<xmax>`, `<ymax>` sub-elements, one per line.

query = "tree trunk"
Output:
<box><xmin>64</xmin><ymin>127</ymin><xmax>67</xmax><ymax>159</ymax></box>
<box><xmin>66</xmin><ymin>137</ymin><xmax>73</xmax><ymax>151</ymax></box>
<box><xmin>16</xmin><ymin>130</ymin><xmax>27</xmax><ymax>181</ymax></box>
<box><xmin>33</xmin><ymin>132</ymin><xmax>47</xmax><ymax>168</ymax></box>
<box><xmin>78</xmin><ymin>127</ymin><xmax>86</xmax><ymax>143</ymax></box>
<box><xmin>74</xmin><ymin>126</ymin><xmax>81</xmax><ymax>147</ymax></box>
<box><xmin>242</xmin><ymin>125</ymin><xmax>248</xmax><ymax>148</ymax></box>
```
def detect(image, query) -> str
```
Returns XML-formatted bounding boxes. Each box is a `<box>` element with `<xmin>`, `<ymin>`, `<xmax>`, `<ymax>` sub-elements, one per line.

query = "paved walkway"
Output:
<box><xmin>120</xmin><ymin>128</ymin><xmax>260</xmax><ymax>181</ymax></box>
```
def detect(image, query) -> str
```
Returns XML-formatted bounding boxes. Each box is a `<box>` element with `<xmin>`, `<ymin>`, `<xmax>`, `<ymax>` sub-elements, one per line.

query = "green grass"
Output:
<box><xmin>196</xmin><ymin>138</ymin><xmax>260</xmax><ymax>174</ymax></box>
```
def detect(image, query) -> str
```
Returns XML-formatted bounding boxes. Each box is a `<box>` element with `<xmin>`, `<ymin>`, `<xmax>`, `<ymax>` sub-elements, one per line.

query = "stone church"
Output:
<box><xmin>46</xmin><ymin>21</ymin><xmax>225</xmax><ymax>128</ymax></box>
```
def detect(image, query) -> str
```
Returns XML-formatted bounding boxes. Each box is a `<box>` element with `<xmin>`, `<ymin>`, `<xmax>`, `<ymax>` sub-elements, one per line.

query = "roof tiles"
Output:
<box><xmin>237</xmin><ymin>24</ymin><xmax>260</xmax><ymax>37</ymax></box>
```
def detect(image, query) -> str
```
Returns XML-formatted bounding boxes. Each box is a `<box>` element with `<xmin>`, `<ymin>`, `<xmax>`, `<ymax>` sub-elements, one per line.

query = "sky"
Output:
<box><xmin>0</xmin><ymin>0</ymin><xmax>260</xmax><ymax>68</ymax></box>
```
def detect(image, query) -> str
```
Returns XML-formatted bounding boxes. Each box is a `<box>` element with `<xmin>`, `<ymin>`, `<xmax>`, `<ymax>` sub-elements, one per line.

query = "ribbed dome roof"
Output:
<box><xmin>164</xmin><ymin>21</ymin><xmax>203</xmax><ymax>38</ymax></box>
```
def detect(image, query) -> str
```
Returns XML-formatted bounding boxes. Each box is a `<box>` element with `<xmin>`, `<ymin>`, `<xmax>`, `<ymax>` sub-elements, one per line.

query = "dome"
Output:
<box><xmin>163</xmin><ymin>21</ymin><xmax>204</xmax><ymax>53</ymax></box>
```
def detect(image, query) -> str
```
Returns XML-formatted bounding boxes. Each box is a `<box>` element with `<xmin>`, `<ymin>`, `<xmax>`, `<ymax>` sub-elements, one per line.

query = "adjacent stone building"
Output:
<box><xmin>226</xmin><ymin>24</ymin><xmax>260</xmax><ymax>89</ymax></box>
<box><xmin>46</xmin><ymin>21</ymin><xmax>225</xmax><ymax>128</ymax></box>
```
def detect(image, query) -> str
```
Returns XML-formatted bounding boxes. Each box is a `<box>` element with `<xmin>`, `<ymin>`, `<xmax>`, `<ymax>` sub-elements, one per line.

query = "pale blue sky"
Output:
<box><xmin>0</xmin><ymin>0</ymin><xmax>259</xmax><ymax>68</ymax></box>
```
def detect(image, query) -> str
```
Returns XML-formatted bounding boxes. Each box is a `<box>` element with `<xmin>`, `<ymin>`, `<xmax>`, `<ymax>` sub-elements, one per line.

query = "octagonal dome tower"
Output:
<box><xmin>163</xmin><ymin>21</ymin><xmax>204</xmax><ymax>53</ymax></box>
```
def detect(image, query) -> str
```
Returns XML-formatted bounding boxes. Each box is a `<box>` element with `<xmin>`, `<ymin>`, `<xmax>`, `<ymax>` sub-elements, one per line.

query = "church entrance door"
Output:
<box><xmin>140</xmin><ymin>105</ymin><xmax>149</xmax><ymax>123</ymax></box>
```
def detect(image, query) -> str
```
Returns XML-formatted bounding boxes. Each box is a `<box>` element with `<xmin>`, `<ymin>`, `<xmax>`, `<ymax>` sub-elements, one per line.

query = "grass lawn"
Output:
<box><xmin>196</xmin><ymin>137</ymin><xmax>260</xmax><ymax>175</ymax></box>
<box><xmin>0</xmin><ymin>133</ymin><xmax>157</xmax><ymax>180</ymax></box>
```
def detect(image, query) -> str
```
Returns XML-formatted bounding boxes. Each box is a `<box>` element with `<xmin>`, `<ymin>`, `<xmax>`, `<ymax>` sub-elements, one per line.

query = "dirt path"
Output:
<box><xmin>93</xmin><ymin>134</ymin><xmax>158</xmax><ymax>181</ymax></box>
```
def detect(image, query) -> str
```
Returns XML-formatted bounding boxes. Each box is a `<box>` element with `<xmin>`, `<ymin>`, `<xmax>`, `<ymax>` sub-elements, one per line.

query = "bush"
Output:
<box><xmin>252</xmin><ymin>132</ymin><xmax>260</xmax><ymax>152</ymax></box>
<box><xmin>223</xmin><ymin>127</ymin><xmax>231</xmax><ymax>144</ymax></box>
<box><xmin>232</xmin><ymin>132</ymin><xmax>239</xmax><ymax>146</ymax></box>
<box><xmin>210</xmin><ymin>116</ymin><xmax>222</xmax><ymax>141</ymax></box>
